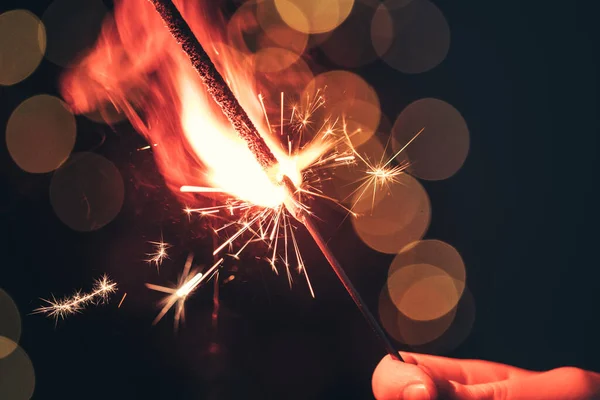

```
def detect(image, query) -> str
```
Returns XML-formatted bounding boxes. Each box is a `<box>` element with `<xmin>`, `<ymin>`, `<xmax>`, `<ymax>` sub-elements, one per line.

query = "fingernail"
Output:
<box><xmin>402</xmin><ymin>383</ymin><xmax>431</xmax><ymax>400</ymax></box>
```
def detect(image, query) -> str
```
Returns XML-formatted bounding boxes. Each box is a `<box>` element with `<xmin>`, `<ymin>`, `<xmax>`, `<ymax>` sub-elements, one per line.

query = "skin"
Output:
<box><xmin>372</xmin><ymin>352</ymin><xmax>600</xmax><ymax>400</ymax></box>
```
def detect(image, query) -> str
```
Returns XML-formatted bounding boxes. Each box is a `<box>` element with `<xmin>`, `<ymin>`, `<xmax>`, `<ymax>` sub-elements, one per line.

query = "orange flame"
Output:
<box><xmin>61</xmin><ymin>0</ymin><xmax>315</xmax><ymax>208</ymax></box>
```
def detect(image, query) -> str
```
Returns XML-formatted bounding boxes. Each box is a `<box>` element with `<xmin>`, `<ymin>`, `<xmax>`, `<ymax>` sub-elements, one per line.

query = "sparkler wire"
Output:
<box><xmin>300</xmin><ymin>215</ymin><xmax>402</xmax><ymax>361</ymax></box>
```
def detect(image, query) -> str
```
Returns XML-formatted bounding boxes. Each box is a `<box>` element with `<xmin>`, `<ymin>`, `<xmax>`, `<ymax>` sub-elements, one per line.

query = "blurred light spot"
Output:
<box><xmin>275</xmin><ymin>0</ymin><xmax>354</xmax><ymax>34</ymax></box>
<box><xmin>379</xmin><ymin>283</ymin><xmax>456</xmax><ymax>346</ymax></box>
<box><xmin>352</xmin><ymin>173</ymin><xmax>430</xmax><ymax>254</ymax></box>
<box><xmin>392</xmin><ymin>98</ymin><xmax>469</xmax><ymax>180</ymax></box>
<box><xmin>372</xmin><ymin>0</ymin><xmax>450</xmax><ymax>74</ymax></box>
<box><xmin>42</xmin><ymin>0</ymin><xmax>107</xmax><ymax>67</ymax></box>
<box><xmin>411</xmin><ymin>288</ymin><xmax>476</xmax><ymax>354</ymax></box>
<box><xmin>390</xmin><ymin>240</ymin><xmax>466</xmax><ymax>306</ymax></box>
<box><xmin>388</xmin><ymin>263</ymin><xmax>460</xmax><ymax>321</ymax></box>
<box><xmin>320</xmin><ymin>0</ymin><xmax>381</xmax><ymax>68</ymax></box>
<box><xmin>0</xmin><ymin>10</ymin><xmax>46</xmax><ymax>86</ymax></box>
<box><xmin>254</xmin><ymin>47</ymin><xmax>301</xmax><ymax>73</ymax></box>
<box><xmin>336</xmin><ymin>100</ymin><xmax>382</xmax><ymax>148</ymax></box>
<box><xmin>303</xmin><ymin>70</ymin><xmax>381</xmax><ymax>147</ymax></box>
<box><xmin>6</xmin><ymin>94</ymin><xmax>76</xmax><ymax>173</ymax></box>
<box><xmin>254</xmin><ymin>54</ymin><xmax>313</xmax><ymax>108</ymax></box>
<box><xmin>229</xmin><ymin>0</ymin><xmax>308</xmax><ymax>61</ymax></box>
<box><xmin>0</xmin><ymin>290</ymin><xmax>21</xmax><ymax>359</ymax></box>
<box><xmin>256</xmin><ymin>0</ymin><xmax>309</xmax><ymax>55</ymax></box>
<box><xmin>50</xmin><ymin>152</ymin><xmax>124</xmax><ymax>231</ymax></box>
<box><xmin>370</xmin><ymin>3</ymin><xmax>394</xmax><ymax>56</ymax></box>
<box><xmin>0</xmin><ymin>339</ymin><xmax>35</xmax><ymax>399</ymax></box>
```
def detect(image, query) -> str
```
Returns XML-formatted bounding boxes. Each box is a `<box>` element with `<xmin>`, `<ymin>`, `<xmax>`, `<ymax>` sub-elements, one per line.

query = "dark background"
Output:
<box><xmin>1</xmin><ymin>0</ymin><xmax>599</xmax><ymax>399</ymax></box>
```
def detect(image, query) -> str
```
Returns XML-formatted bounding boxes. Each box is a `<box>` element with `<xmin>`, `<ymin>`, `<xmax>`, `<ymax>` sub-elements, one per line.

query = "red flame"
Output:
<box><xmin>61</xmin><ymin>0</ymin><xmax>318</xmax><ymax>208</ymax></box>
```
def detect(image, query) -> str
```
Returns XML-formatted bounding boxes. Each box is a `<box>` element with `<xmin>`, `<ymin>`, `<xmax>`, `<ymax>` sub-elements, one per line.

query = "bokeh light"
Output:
<box><xmin>392</xmin><ymin>98</ymin><xmax>469</xmax><ymax>180</ymax></box>
<box><xmin>352</xmin><ymin>173</ymin><xmax>430</xmax><ymax>254</ymax></box>
<box><xmin>0</xmin><ymin>10</ymin><xmax>46</xmax><ymax>86</ymax></box>
<box><xmin>371</xmin><ymin>0</ymin><xmax>450</xmax><ymax>74</ymax></box>
<box><xmin>274</xmin><ymin>0</ymin><xmax>354</xmax><ymax>34</ymax></box>
<box><xmin>0</xmin><ymin>289</ymin><xmax>21</xmax><ymax>359</ymax></box>
<box><xmin>320</xmin><ymin>0</ymin><xmax>381</xmax><ymax>68</ymax></box>
<box><xmin>387</xmin><ymin>263</ymin><xmax>460</xmax><ymax>321</ymax></box>
<box><xmin>380</xmin><ymin>240</ymin><xmax>470</xmax><ymax>348</ymax></box>
<box><xmin>253</xmin><ymin>47</ymin><xmax>302</xmax><ymax>74</ymax></box>
<box><xmin>389</xmin><ymin>239</ymin><xmax>466</xmax><ymax>304</ymax></box>
<box><xmin>411</xmin><ymin>288</ymin><xmax>476</xmax><ymax>354</ymax></box>
<box><xmin>379</xmin><ymin>282</ymin><xmax>457</xmax><ymax>346</ymax></box>
<box><xmin>303</xmin><ymin>70</ymin><xmax>381</xmax><ymax>147</ymax></box>
<box><xmin>50</xmin><ymin>152</ymin><xmax>125</xmax><ymax>232</ymax></box>
<box><xmin>6</xmin><ymin>94</ymin><xmax>76</xmax><ymax>174</ymax></box>
<box><xmin>253</xmin><ymin>53</ymin><xmax>313</xmax><ymax>109</ymax></box>
<box><xmin>228</xmin><ymin>0</ymin><xmax>309</xmax><ymax>64</ymax></box>
<box><xmin>42</xmin><ymin>0</ymin><xmax>107</xmax><ymax>67</ymax></box>
<box><xmin>255</xmin><ymin>0</ymin><xmax>309</xmax><ymax>55</ymax></box>
<box><xmin>0</xmin><ymin>339</ymin><xmax>35</xmax><ymax>399</ymax></box>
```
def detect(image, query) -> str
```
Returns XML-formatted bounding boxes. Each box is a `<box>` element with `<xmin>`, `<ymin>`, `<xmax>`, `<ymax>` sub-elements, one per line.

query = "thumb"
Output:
<box><xmin>373</xmin><ymin>355</ymin><xmax>438</xmax><ymax>400</ymax></box>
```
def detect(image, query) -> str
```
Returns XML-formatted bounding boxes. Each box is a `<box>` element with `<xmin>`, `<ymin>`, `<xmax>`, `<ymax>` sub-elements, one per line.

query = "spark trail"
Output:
<box><xmin>34</xmin><ymin>275</ymin><xmax>117</xmax><ymax>320</ymax></box>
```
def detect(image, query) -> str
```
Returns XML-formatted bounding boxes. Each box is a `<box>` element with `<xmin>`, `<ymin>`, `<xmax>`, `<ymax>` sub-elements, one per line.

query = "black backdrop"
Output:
<box><xmin>1</xmin><ymin>1</ymin><xmax>599</xmax><ymax>399</ymax></box>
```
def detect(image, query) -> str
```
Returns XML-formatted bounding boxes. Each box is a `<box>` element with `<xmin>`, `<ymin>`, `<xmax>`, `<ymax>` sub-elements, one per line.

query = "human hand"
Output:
<box><xmin>372</xmin><ymin>352</ymin><xmax>600</xmax><ymax>399</ymax></box>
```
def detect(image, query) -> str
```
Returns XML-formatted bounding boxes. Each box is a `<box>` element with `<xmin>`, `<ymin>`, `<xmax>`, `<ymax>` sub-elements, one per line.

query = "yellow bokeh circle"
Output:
<box><xmin>0</xmin><ymin>10</ymin><xmax>46</xmax><ymax>86</ymax></box>
<box><xmin>275</xmin><ymin>0</ymin><xmax>355</xmax><ymax>34</ymax></box>
<box><xmin>6</xmin><ymin>94</ymin><xmax>76</xmax><ymax>174</ymax></box>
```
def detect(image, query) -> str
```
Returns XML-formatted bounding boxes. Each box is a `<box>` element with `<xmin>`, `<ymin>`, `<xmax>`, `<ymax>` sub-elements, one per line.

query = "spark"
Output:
<box><xmin>137</xmin><ymin>143</ymin><xmax>158</xmax><ymax>151</ymax></box>
<box><xmin>34</xmin><ymin>275</ymin><xmax>117</xmax><ymax>320</ymax></box>
<box><xmin>118</xmin><ymin>293</ymin><xmax>127</xmax><ymax>308</ymax></box>
<box><xmin>146</xmin><ymin>254</ymin><xmax>223</xmax><ymax>328</ymax></box>
<box><xmin>146</xmin><ymin>240</ymin><xmax>171</xmax><ymax>269</ymax></box>
<box><xmin>342</xmin><ymin>127</ymin><xmax>425</xmax><ymax>210</ymax></box>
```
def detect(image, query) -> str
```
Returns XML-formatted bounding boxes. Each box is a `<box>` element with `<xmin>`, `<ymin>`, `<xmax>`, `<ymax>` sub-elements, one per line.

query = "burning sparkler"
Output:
<box><xmin>34</xmin><ymin>275</ymin><xmax>117</xmax><ymax>321</ymax></box>
<box><xmin>144</xmin><ymin>0</ymin><xmax>402</xmax><ymax>361</ymax></box>
<box><xmin>51</xmin><ymin>0</ymin><xmax>412</xmax><ymax>361</ymax></box>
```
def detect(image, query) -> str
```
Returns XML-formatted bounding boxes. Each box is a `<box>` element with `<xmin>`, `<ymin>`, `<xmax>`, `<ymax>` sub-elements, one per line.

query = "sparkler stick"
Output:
<box><xmin>147</xmin><ymin>0</ymin><xmax>278</xmax><ymax>170</ymax></box>
<box><xmin>302</xmin><ymin>216</ymin><xmax>402</xmax><ymax>361</ymax></box>
<box><xmin>148</xmin><ymin>0</ymin><xmax>402</xmax><ymax>361</ymax></box>
<box><xmin>281</xmin><ymin>177</ymin><xmax>402</xmax><ymax>362</ymax></box>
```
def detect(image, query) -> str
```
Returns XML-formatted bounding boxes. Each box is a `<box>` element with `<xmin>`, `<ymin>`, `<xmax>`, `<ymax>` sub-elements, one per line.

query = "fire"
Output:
<box><xmin>61</xmin><ymin>0</ymin><xmax>309</xmax><ymax>209</ymax></box>
<box><xmin>178</xmin><ymin>71</ymin><xmax>296</xmax><ymax>207</ymax></box>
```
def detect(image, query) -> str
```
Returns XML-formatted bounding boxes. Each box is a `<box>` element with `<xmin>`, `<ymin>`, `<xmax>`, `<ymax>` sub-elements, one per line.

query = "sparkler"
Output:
<box><xmin>34</xmin><ymin>275</ymin><xmax>117</xmax><ymax>320</ymax></box>
<box><xmin>148</xmin><ymin>0</ymin><xmax>402</xmax><ymax>361</ymax></box>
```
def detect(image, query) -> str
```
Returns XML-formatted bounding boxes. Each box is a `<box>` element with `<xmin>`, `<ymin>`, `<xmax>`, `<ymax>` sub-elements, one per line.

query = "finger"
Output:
<box><xmin>373</xmin><ymin>355</ymin><xmax>438</xmax><ymax>400</ymax></box>
<box><xmin>400</xmin><ymin>352</ymin><xmax>535</xmax><ymax>385</ymax></box>
<box><xmin>450</xmin><ymin>367</ymin><xmax>600</xmax><ymax>400</ymax></box>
